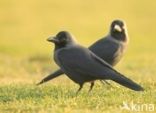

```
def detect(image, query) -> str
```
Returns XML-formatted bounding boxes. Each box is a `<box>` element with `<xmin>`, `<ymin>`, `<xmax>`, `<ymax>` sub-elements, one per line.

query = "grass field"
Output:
<box><xmin>0</xmin><ymin>0</ymin><xmax>156</xmax><ymax>113</ymax></box>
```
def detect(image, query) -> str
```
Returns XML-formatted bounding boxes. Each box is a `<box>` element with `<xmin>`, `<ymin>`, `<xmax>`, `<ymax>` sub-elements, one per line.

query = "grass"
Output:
<box><xmin>0</xmin><ymin>0</ymin><xmax>156</xmax><ymax>113</ymax></box>
<box><xmin>0</xmin><ymin>83</ymin><xmax>155</xmax><ymax>113</ymax></box>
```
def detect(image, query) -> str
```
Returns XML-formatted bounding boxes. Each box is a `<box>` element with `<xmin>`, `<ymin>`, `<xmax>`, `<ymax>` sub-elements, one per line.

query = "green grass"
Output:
<box><xmin>0</xmin><ymin>0</ymin><xmax>156</xmax><ymax>113</ymax></box>
<box><xmin>0</xmin><ymin>83</ymin><xmax>155</xmax><ymax>113</ymax></box>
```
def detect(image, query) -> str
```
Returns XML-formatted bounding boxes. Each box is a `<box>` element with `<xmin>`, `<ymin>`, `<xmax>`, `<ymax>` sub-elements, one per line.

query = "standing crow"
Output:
<box><xmin>37</xmin><ymin>20</ymin><xmax>129</xmax><ymax>85</ymax></box>
<box><xmin>46</xmin><ymin>31</ymin><xmax>143</xmax><ymax>93</ymax></box>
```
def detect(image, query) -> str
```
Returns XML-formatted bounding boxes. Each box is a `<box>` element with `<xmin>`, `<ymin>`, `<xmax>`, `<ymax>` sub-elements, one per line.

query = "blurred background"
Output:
<box><xmin>0</xmin><ymin>0</ymin><xmax>156</xmax><ymax>84</ymax></box>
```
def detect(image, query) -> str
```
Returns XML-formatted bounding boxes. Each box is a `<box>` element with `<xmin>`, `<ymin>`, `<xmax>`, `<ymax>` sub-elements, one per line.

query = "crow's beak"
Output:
<box><xmin>114</xmin><ymin>25</ymin><xmax>122</xmax><ymax>32</ymax></box>
<box><xmin>47</xmin><ymin>36</ymin><xmax>59</xmax><ymax>43</ymax></box>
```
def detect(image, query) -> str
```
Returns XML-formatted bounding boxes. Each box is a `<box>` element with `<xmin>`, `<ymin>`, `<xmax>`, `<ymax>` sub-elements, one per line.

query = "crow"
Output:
<box><xmin>37</xmin><ymin>20</ymin><xmax>129</xmax><ymax>85</ymax></box>
<box><xmin>46</xmin><ymin>31</ymin><xmax>143</xmax><ymax>93</ymax></box>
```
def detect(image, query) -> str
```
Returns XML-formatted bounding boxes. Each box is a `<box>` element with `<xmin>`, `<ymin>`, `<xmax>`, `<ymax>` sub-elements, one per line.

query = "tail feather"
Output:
<box><xmin>111</xmin><ymin>72</ymin><xmax>144</xmax><ymax>91</ymax></box>
<box><xmin>36</xmin><ymin>69</ymin><xmax>64</xmax><ymax>85</ymax></box>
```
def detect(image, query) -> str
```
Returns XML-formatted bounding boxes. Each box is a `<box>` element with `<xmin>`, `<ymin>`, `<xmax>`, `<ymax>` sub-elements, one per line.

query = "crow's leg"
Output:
<box><xmin>76</xmin><ymin>84</ymin><xmax>83</xmax><ymax>94</ymax></box>
<box><xmin>88</xmin><ymin>82</ymin><xmax>95</xmax><ymax>92</ymax></box>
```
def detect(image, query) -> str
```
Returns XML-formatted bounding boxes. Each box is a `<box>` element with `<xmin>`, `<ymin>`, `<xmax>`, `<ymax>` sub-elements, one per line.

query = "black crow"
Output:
<box><xmin>46</xmin><ymin>31</ymin><xmax>143</xmax><ymax>93</ymax></box>
<box><xmin>37</xmin><ymin>20</ymin><xmax>129</xmax><ymax>85</ymax></box>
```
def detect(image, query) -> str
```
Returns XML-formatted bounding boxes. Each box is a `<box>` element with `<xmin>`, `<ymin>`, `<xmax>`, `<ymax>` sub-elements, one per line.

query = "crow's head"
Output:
<box><xmin>47</xmin><ymin>31</ymin><xmax>76</xmax><ymax>48</ymax></box>
<box><xmin>110</xmin><ymin>19</ymin><xmax>128</xmax><ymax>42</ymax></box>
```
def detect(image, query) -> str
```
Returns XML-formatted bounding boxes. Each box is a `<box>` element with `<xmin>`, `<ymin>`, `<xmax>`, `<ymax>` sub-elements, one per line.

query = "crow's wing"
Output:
<box><xmin>57</xmin><ymin>46</ymin><xmax>144</xmax><ymax>91</ymax></box>
<box><xmin>90</xmin><ymin>52</ymin><xmax>144</xmax><ymax>91</ymax></box>
<box><xmin>89</xmin><ymin>37</ymin><xmax>121</xmax><ymax>66</ymax></box>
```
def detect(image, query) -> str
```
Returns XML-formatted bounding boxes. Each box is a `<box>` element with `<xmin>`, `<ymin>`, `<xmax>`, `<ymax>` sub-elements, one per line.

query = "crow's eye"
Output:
<box><xmin>60</xmin><ymin>37</ymin><xmax>66</xmax><ymax>42</ymax></box>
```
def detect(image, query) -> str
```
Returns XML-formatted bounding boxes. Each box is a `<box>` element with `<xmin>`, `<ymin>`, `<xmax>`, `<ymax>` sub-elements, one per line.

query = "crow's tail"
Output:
<box><xmin>111</xmin><ymin>72</ymin><xmax>144</xmax><ymax>91</ymax></box>
<box><xmin>36</xmin><ymin>69</ymin><xmax>64</xmax><ymax>85</ymax></box>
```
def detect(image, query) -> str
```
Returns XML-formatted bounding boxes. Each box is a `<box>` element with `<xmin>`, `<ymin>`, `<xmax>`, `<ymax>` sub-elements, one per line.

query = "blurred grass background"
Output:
<box><xmin>0</xmin><ymin>0</ymin><xmax>156</xmax><ymax>82</ymax></box>
<box><xmin>0</xmin><ymin>0</ymin><xmax>156</xmax><ymax>113</ymax></box>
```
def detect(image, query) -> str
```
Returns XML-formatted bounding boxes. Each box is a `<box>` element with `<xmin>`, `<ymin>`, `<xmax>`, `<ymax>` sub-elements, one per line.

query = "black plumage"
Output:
<box><xmin>37</xmin><ymin>20</ymin><xmax>129</xmax><ymax>85</ymax></box>
<box><xmin>45</xmin><ymin>31</ymin><xmax>143</xmax><ymax>93</ymax></box>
